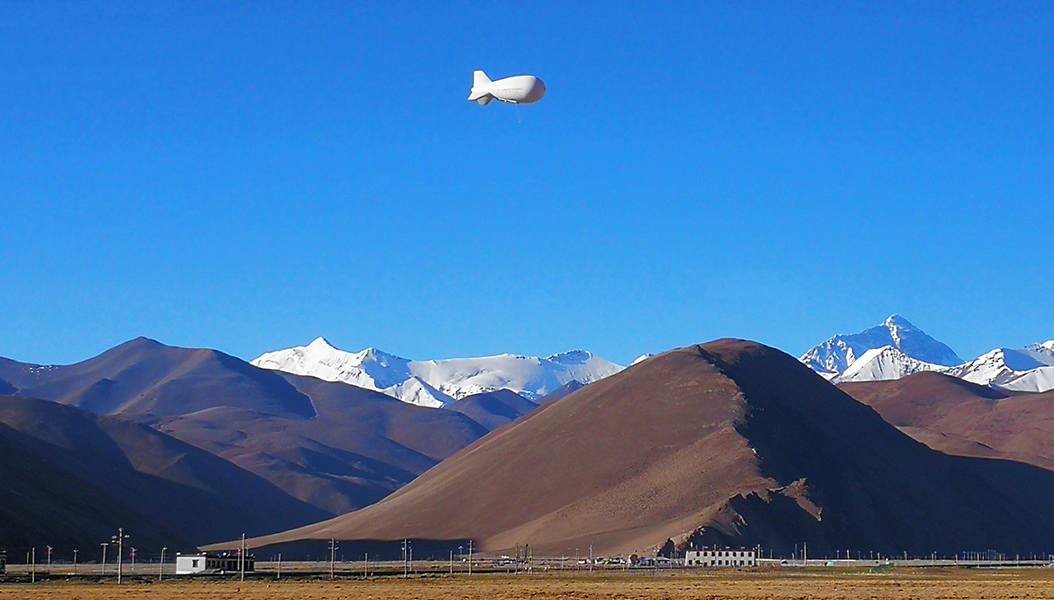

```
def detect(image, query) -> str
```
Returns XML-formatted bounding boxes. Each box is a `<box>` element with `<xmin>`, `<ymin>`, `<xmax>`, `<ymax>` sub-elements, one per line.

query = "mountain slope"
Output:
<box><xmin>0</xmin><ymin>340</ymin><xmax>496</xmax><ymax>517</ymax></box>
<box><xmin>840</xmin><ymin>373</ymin><xmax>1054</xmax><ymax>471</ymax></box>
<box><xmin>233</xmin><ymin>340</ymin><xmax>1054</xmax><ymax>557</ymax></box>
<box><xmin>0</xmin><ymin>418</ymin><xmax>183</xmax><ymax>552</ymax></box>
<box><xmin>834</xmin><ymin>346</ymin><xmax>946</xmax><ymax>383</ymax></box>
<box><xmin>0</xmin><ymin>395</ymin><xmax>330</xmax><ymax>551</ymax></box>
<box><xmin>251</xmin><ymin>338</ymin><xmax>623</xmax><ymax>406</ymax></box>
<box><xmin>451</xmin><ymin>389</ymin><xmax>540</xmax><ymax>431</ymax></box>
<box><xmin>801</xmin><ymin>315</ymin><xmax>963</xmax><ymax>378</ymax></box>
<box><xmin>155</xmin><ymin>372</ymin><xmax>490</xmax><ymax>515</ymax></box>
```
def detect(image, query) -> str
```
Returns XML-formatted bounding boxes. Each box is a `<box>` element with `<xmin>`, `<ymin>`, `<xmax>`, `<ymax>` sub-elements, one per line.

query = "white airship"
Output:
<box><xmin>468</xmin><ymin>70</ymin><xmax>546</xmax><ymax>105</ymax></box>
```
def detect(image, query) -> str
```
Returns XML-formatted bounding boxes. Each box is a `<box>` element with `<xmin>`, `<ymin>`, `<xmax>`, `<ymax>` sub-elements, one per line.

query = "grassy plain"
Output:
<box><xmin>3</xmin><ymin>569</ymin><xmax>1054</xmax><ymax>600</ymax></box>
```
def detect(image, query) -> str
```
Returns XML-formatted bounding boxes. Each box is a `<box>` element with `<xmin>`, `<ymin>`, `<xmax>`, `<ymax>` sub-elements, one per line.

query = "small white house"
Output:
<box><xmin>176</xmin><ymin>554</ymin><xmax>210</xmax><ymax>575</ymax></box>
<box><xmin>685</xmin><ymin>548</ymin><xmax>756</xmax><ymax>568</ymax></box>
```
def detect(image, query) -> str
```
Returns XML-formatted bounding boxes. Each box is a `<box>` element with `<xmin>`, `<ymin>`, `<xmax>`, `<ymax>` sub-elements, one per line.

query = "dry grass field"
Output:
<box><xmin>4</xmin><ymin>569</ymin><xmax>1054</xmax><ymax>600</ymax></box>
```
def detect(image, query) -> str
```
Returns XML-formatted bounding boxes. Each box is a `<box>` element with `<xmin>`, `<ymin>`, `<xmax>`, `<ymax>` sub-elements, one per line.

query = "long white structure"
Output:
<box><xmin>685</xmin><ymin>549</ymin><xmax>756</xmax><ymax>568</ymax></box>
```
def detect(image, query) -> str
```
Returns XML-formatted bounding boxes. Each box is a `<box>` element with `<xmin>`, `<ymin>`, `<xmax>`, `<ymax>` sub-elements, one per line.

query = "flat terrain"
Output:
<box><xmin>4</xmin><ymin>569</ymin><xmax>1054</xmax><ymax>600</ymax></box>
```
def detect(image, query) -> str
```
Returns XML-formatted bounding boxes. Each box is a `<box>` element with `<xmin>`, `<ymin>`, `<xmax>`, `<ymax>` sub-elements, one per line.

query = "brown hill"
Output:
<box><xmin>232</xmin><ymin>340</ymin><xmax>1054</xmax><ymax>558</ymax></box>
<box><xmin>0</xmin><ymin>340</ymin><xmax>492</xmax><ymax>516</ymax></box>
<box><xmin>840</xmin><ymin>372</ymin><xmax>1054</xmax><ymax>471</ymax></box>
<box><xmin>157</xmin><ymin>374</ymin><xmax>488</xmax><ymax>514</ymax></box>
<box><xmin>452</xmin><ymin>389</ymin><xmax>540</xmax><ymax>431</ymax></box>
<box><xmin>0</xmin><ymin>394</ymin><xmax>330</xmax><ymax>553</ymax></box>
<box><xmin>0</xmin><ymin>338</ymin><xmax>315</xmax><ymax>419</ymax></box>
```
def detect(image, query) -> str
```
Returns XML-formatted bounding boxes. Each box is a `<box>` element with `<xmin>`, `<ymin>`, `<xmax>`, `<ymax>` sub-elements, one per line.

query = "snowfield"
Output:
<box><xmin>252</xmin><ymin>338</ymin><xmax>624</xmax><ymax>408</ymax></box>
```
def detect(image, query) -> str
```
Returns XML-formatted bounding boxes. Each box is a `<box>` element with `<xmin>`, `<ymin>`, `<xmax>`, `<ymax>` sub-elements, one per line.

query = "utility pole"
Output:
<box><xmin>363</xmin><ymin>553</ymin><xmax>367</xmax><ymax>579</ymax></box>
<box><xmin>589</xmin><ymin>544</ymin><xmax>593</xmax><ymax>574</ymax></box>
<box><xmin>402</xmin><ymin>539</ymin><xmax>409</xmax><ymax>578</ymax></box>
<box><xmin>46</xmin><ymin>546</ymin><xmax>52</xmax><ymax>573</ymax></box>
<box><xmin>450</xmin><ymin>550</ymin><xmax>454</xmax><ymax>575</ymax></box>
<box><xmin>803</xmin><ymin>542</ymin><xmax>807</xmax><ymax>567</ymax></box>
<box><xmin>159</xmin><ymin>547</ymin><xmax>167</xmax><ymax>581</ymax></box>
<box><xmin>239</xmin><ymin>534</ymin><xmax>246</xmax><ymax>582</ymax></box>
<box><xmin>277</xmin><ymin>553</ymin><xmax>282</xmax><ymax>580</ymax></box>
<box><xmin>73</xmin><ymin>549</ymin><xmax>78</xmax><ymax>575</ymax></box>
<box><xmin>468</xmin><ymin>540</ymin><xmax>473</xmax><ymax>575</ymax></box>
<box><xmin>100</xmin><ymin>543</ymin><xmax>108</xmax><ymax>576</ymax></box>
<box><xmin>329</xmin><ymin>538</ymin><xmax>338</xmax><ymax>581</ymax></box>
<box><xmin>31</xmin><ymin>547</ymin><xmax>35</xmax><ymax>584</ymax></box>
<box><xmin>112</xmin><ymin>528</ymin><xmax>128</xmax><ymax>584</ymax></box>
<box><xmin>130</xmin><ymin>547</ymin><xmax>136</xmax><ymax>576</ymax></box>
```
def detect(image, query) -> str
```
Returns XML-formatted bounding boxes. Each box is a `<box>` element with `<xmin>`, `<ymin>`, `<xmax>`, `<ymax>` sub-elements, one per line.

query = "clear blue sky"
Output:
<box><xmin>2</xmin><ymin>1</ymin><xmax>1052</xmax><ymax>366</ymax></box>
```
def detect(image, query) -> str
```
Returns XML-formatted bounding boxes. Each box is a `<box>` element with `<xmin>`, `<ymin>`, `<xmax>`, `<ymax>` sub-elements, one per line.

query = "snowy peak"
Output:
<box><xmin>801</xmin><ymin>315</ymin><xmax>963</xmax><ymax>379</ymax></box>
<box><xmin>250</xmin><ymin>339</ymin><xmax>444</xmax><ymax>407</ymax></box>
<box><xmin>307</xmin><ymin>336</ymin><xmax>335</xmax><ymax>350</ymax></box>
<box><xmin>546</xmin><ymin>350</ymin><xmax>594</xmax><ymax>365</ymax></box>
<box><xmin>812</xmin><ymin>320</ymin><xmax>1054</xmax><ymax>393</ymax></box>
<box><xmin>251</xmin><ymin>341</ymin><xmax>624</xmax><ymax>407</ymax></box>
<box><xmin>945</xmin><ymin>347</ymin><xmax>1054</xmax><ymax>392</ymax></box>
<box><xmin>835</xmin><ymin>346</ymin><xmax>945</xmax><ymax>383</ymax></box>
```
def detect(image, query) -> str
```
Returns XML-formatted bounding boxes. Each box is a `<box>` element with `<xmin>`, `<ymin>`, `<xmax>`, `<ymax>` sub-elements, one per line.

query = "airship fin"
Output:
<box><xmin>468</xmin><ymin>70</ymin><xmax>493</xmax><ymax>102</ymax></box>
<box><xmin>477</xmin><ymin>96</ymin><xmax>492</xmax><ymax>105</ymax></box>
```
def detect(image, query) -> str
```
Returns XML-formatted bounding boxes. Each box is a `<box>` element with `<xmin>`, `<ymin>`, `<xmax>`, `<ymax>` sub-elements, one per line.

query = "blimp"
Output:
<box><xmin>468</xmin><ymin>70</ymin><xmax>546</xmax><ymax>105</ymax></box>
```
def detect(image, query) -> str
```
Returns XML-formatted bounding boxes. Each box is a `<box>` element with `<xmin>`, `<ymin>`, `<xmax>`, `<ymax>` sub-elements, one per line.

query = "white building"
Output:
<box><xmin>685</xmin><ymin>548</ymin><xmax>756</xmax><ymax>568</ymax></box>
<box><xmin>175</xmin><ymin>553</ymin><xmax>254</xmax><ymax>575</ymax></box>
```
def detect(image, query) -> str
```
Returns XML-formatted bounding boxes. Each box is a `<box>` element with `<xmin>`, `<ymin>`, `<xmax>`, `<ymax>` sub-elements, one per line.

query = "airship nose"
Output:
<box><xmin>529</xmin><ymin>78</ymin><xmax>546</xmax><ymax>102</ymax></box>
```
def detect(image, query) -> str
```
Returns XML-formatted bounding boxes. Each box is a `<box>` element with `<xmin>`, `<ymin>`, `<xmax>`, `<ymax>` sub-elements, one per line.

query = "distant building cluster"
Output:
<box><xmin>685</xmin><ymin>548</ymin><xmax>757</xmax><ymax>568</ymax></box>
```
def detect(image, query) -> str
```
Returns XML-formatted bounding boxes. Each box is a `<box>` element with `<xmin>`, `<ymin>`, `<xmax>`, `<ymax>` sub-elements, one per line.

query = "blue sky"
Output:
<box><xmin>2</xmin><ymin>1</ymin><xmax>1052</xmax><ymax>366</ymax></box>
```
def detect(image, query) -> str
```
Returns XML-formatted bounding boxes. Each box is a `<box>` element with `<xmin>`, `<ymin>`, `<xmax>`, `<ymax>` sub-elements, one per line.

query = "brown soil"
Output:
<box><xmin>4</xmin><ymin>569</ymin><xmax>1054</xmax><ymax>600</ymax></box>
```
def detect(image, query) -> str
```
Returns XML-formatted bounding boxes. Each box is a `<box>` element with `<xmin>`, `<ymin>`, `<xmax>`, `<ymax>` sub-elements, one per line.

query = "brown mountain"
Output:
<box><xmin>0</xmin><ymin>339</ymin><xmax>491</xmax><ymax>516</ymax></box>
<box><xmin>536</xmin><ymin>380</ymin><xmax>585</xmax><ymax>404</ymax></box>
<box><xmin>0</xmin><ymin>394</ymin><xmax>330</xmax><ymax>553</ymax></box>
<box><xmin>232</xmin><ymin>340</ymin><xmax>1054</xmax><ymax>558</ymax></box>
<box><xmin>157</xmin><ymin>373</ymin><xmax>488</xmax><ymax>514</ymax></box>
<box><xmin>840</xmin><ymin>372</ymin><xmax>1054</xmax><ymax>471</ymax></box>
<box><xmin>0</xmin><ymin>338</ymin><xmax>315</xmax><ymax>419</ymax></box>
<box><xmin>452</xmin><ymin>389</ymin><xmax>540</xmax><ymax>431</ymax></box>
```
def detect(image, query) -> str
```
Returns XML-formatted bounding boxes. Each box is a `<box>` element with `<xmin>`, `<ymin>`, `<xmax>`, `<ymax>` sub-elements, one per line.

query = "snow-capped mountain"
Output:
<box><xmin>835</xmin><ymin>342</ymin><xmax>1054</xmax><ymax>392</ymax></box>
<box><xmin>800</xmin><ymin>315</ymin><xmax>963</xmax><ymax>379</ymax></box>
<box><xmin>803</xmin><ymin>317</ymin><xmax>1054</xmax><ymax>393</ymax></box>
<box><xmin>251</xmin><ymin>338</ymin><xmax>624</xmax><ymax>408</ymax></box>
<box><xmin>945</xmin><ymin>344</ymin><xmax>1054</xmax><ymax>392</ymax></box>
<box><xmin>252</xmin><ymin>339</ymin><xmax>453</xmax><ymax>408</ymax></box>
